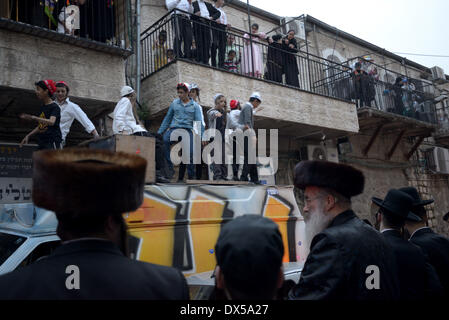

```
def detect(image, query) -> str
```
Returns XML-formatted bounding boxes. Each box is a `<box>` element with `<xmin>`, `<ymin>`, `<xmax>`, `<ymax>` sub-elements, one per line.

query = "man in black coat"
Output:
<box><xmin>192</xmin><ymin>0</ymin><xmax>221</xmax><ymax>65</ymax></box>
<box><xmin>266</xmin><ymin>34</ymin><xmax>284</xmax><ymax>83</ymax></box>
<box><xmin>0</xmin><ymin>149</ymin><xmax>189</xmax><ymax>300</ymax></box>
<box><xmin>373</xmin><ymin>189</ymin><xmax>444</xmax><ymax>300</ymax></box>
<box><xmin>288</xmin><ymin>161</ymin><xmax>400</xmax><ymax>300</ymax></box>
<box><xmin>282</xmin><ymin>30</ymin><xmax>300</xmax><ymax>87</ymax></box>
<box><xmin>400</xmin><ymin>187</ymin><xmax>449</xmax><ymax>297</ymax></box>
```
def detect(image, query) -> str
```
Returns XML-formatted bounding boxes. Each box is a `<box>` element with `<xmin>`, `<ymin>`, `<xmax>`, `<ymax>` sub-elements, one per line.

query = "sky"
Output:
<box><xmin>239</xmin><ymin>0</ymin><xmax>449</xmax><ymax>74</ymax></box>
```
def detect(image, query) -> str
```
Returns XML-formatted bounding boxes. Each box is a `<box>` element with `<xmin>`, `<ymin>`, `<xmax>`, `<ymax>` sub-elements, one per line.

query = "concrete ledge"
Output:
<box><xmin>141</xmin><ymin>60</ymin><xmax>359</xmax><ymax>135</ymax></box>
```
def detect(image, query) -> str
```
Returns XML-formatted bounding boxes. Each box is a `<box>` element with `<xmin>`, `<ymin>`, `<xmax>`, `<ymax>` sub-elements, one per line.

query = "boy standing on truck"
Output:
<box><xmin>19</xmin><ymin>80</ymin><xmax>62</xmax><ymax>150</ymax></box>
<box><xmin>54</xmin><ymin>81</ymin><xmax>99</xmax><ymax>146</ymax></box>
<box><xmin>207</xmin><ymin>93</ymin><xmax>227</xmax><ymax>180</ymax></box>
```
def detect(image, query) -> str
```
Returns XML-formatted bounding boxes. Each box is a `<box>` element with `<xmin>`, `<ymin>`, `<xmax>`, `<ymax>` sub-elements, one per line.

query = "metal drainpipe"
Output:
<box><xmin>136</xmin><ymin>0</ymin><xmax>141</xmax><ymax>102</ymax></box>
<box><xmin>247</xmin><ymin>0</ymin><xmax>255</xmax><ymax>78</ymax></box>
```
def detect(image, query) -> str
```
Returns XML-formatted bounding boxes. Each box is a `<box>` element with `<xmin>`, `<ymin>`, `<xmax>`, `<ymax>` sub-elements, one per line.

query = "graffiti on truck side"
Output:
<box><xmin>125</xmin><ymin>184</ymin><xmax>306</xmax><ymax>275</ymax></box>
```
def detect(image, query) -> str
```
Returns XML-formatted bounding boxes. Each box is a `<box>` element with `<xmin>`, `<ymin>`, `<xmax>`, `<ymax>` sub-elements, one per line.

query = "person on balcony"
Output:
<box><xmin>241</xmin><ymin>23</ymin><xmax>266</xmax><ymax>78</ymax></box>
<box><xmin>192</xmin><ymin>0</ymin><xmax>221</xmax><ymax>66</ymax></box>
<box><xmin>283</xmin><ymin>30</ymin><xmax>300</xmax><ymax>87</ymax></box>
<box><xmin>401</xmin><ymin>78</ymin><xmax>415</xmax><ymax>115</ymax></box>
<box><xmin>165</xmin><ymin>0</ymin><xmax>194</xmax><ymax>59</ymax></box>
<box><xmin>19</xmin><ymin>80</ymin><xmax>62</xmax><ymax>150</ymax></box>
<box><xmin>351</xmin><ymin>62</ymin><xmax>370</xmax><ymax>108</ymax></box>
<box><xmin>223</xmin><ymin>50</ymin><xmax>240</xmax><ymax>73</ymax></box>
<box><xmin>225</xmin><ymin>34</ymin><xmax>240</xmax><ymax>63</ymax></box>
<box><xmin>56</xmin><ymin>0</ymin><xmax>86</xmax><ymax>36</ymax></box>
<box><xmin>54</xmin><ymin>81</ymin><xmax>99</xmax><ymax>147</ymax></box>
<box><xmin>392</xmin><ymin>76</ymin><xmax>405</xmax><ymax>115</ymax></box>
<box><xmin>211</xmin><ymin>0</ymin><xmax>228</xmax><ymax>69</ymax></box>
<box><xmin>266</xmin><ymin>34</ymin><xmax>284</xmax><ymax>84</ymax></box>
<box><xmin>113</xmin><ymin>86</ymin><xmax>171</xmax><ymax>183</ymax></box>
<box><xmin>153</xmin><ymin>30</ymin><xmax>168</xmax><ymax>71</ymax></box>
<box><xmin>157</xmin><ymin>83</ymin><xmax>205</xmax><ymax>180</ymax></box>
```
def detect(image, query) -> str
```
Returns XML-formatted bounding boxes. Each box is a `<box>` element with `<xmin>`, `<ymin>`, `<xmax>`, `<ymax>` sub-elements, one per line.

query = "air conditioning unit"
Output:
<box><xmin>281</xmin><ymin>17</ymin><xmax>306</xmax><ymax>40</ymax></box>
<box><xmin>431</xmin><ymin>66</ymin><xmax>446</xmax><ymax>81</ymax></box>
<box><xmin>300</xmin><ymin>145</ymin><xmax>339</xmax><ymax>163</ymax></box>
<box><xmin>429</xmin><ymin>147</ymin><xmax>449</xmax><ymax>174</ymax></box>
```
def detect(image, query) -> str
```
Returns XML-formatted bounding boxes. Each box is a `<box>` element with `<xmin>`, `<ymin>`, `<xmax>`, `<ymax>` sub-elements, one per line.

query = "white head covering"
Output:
<box><xmin>250</xmin><ymin>92</ymin><xmax>262</xmax><ymax>102</ymax></box>
<box><xmin>214</xmin><ymin>93</ymin><xmax>224</xmax><ymax>104</ymax></box>
<box><xmin>120</xmin><ymin>86</ymin><xmax>134</xmax><ymax>97</ymax></box>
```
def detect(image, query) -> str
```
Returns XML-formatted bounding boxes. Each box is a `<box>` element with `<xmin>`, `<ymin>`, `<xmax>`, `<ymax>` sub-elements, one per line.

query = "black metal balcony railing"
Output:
<box><xmin>341</xmin><ymin>57</ymin><xmax>439</xmax><ymax>124</ymax></box>
<box><xmin>140</xmin><ymin>10</ymin><xmax>440</xmax><ymax>126</ymax></box>
<box><xmin>1</xmin><ymin>0</ymin><xmax>131</xmax><ymax>48</ymax></box>
<box><xmin>140</xmin><ymin>10</ymin><xmax>352</xmax><ymax>102</ymax></box>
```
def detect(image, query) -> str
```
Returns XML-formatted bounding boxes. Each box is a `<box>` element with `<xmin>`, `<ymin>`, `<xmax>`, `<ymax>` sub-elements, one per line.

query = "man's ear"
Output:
<box><xmin>325</xmin><ymin>194</ymin><xmax>337</xmax><ymax>212</ymax></box>
<box><xmin>215</xmin><ymin>265</ymin><xmax>226</xmax><ymax>290</ymax></box>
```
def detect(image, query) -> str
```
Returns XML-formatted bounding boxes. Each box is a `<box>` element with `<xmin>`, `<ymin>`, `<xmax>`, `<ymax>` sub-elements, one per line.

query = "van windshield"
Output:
<box><xmin>0</xmin><ymin>233</ymin><xmax>26</xmax><ymax>265</ymax></box>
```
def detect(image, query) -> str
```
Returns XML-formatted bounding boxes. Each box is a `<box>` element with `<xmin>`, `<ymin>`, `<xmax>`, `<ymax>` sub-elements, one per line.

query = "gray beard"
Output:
<box><xmin>304</xmin><ymin>208</ymin><xmax>333</xmax><ymax>252</ymax></box>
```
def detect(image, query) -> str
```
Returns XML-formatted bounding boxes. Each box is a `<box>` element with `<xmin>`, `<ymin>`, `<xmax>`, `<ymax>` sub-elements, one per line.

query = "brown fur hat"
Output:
<box><xmin>32</xmin><ymin>148</ymin><xmax>147</xmax><ymax>218</ymax></box>
<box><xmin>294</xmin><ymin>160</ymin><xmax>364</xmax><ymax>199</ymax></box>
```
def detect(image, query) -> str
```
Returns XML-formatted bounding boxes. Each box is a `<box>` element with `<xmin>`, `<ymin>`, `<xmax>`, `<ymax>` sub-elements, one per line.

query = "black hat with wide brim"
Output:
<box><xmin>398</xmin><ymin>187</ymin><xmax>434</xmax><ymax>207</ymax></box>
<box><xmin>399</xmin><ymin>187</ymin><xmax>433</xmax><ymax>221</ymax></box>
<box><xmin>372</xmin><ymin>189</ymin><xmax>421</xmax><ymax>222</ymax></box>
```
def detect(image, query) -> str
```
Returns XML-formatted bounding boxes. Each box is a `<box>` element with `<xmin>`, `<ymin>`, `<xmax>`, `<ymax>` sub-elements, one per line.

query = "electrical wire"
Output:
<box><xmin>392</xmin><ymin>52</ymin><xmax>449</xmax><ymax>58</ymax></box>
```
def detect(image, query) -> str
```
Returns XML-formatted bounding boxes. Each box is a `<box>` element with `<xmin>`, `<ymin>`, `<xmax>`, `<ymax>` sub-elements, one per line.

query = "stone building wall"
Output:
<box><xmin>0</xmin><ymin>29</ymin><xmax>125</xmax><ymax>103</ymax></box>
<box><xmin>141</xmin><ymin>60</ymin><xmax>359</xmax><ymax>134</ymax></box>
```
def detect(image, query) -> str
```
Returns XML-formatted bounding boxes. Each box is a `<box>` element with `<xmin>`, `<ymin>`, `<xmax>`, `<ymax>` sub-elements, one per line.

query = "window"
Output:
<box><xmin>17</xmin><ymin>240</ymin><xmax>61</xmax><ymax>269</ymax></box>
<box><xmin>0</xmin><ymin>233</ymin><xmax>26</xmax><ymax>266</ymax></box>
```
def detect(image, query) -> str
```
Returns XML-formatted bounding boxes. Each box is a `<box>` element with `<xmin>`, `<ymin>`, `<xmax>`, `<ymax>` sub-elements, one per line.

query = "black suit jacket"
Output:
<box><xmin>0</xmin><ymin>239</ymin><xmax>189</xmax><ymax>300</ymax></box>
<box><xmin>289</xmin><ymin>210</ymin><xmax>401</xmax><ymax>300</ymax></box>
<box><xmin>382</xmin><ymin>229</ymin><xmax>443</xmax><ymax>299</ymax></box>
<box><xmin>192</xmin><ymin>1</ymin><xmax>221</xmax><ymax>21</ymax></box>
<box><xmin>410</xmin><ymin>227</ymin><xmax>449</xmax><ymax>297</ymax></box>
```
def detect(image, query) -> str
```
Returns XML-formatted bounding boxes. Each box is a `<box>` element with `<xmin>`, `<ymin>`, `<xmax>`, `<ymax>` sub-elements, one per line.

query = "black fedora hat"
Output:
<box><xmin>398</xmin><ymin>187</ymin><xmax>434</xmax><ymax>207</ymax></box>
<box><xmin>372</xmin><ymin>189</ymin><xmax>421</xmax><ymax>221</ymax></box>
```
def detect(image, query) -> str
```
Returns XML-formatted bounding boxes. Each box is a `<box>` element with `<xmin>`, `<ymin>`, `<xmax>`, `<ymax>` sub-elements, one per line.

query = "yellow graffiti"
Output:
<box><xmin>263</xmin><ymin>196</ymin><xmax>292</xmax><ymax>263</ymax></box>
<box><xmin>126</xmin><ymin>196</ymin><xmax>178</xmax><ymax>267</ymax></box>
<box><xmin>125</xmin><ymin>187</ymin><xmax>298</xmax><ymax>275</ymax></box>
<box><xmin>189</xmin><ymin>194</ymin><xmax>225</xmax><ymax>273</ymax></box>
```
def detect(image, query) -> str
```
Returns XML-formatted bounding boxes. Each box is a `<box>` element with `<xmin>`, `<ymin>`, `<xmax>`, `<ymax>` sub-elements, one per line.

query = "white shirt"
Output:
<box><xmin>165</xmin><ymin>0</ymin><xmax>193</xmax><ymax>16</ymax></box>
<box><xmin>57</xmin><ymin>98</ymin><xmax>96</xmax><ymax>141</ymax></box>
<box><xmin>197</xmin><ymin>0</ymin><xmax>210</xmax><ymax>18</ymax></box>
<box><xmin>112</xmin><ymin>97</ymin><xmax>146</xmax><ymax>134</ymax></box>
<box><xmin>57</xmin><ymin>5</ymin><xmax>80</xmax><ymax>34</ymax></box>
<box><xmin>227</xmin><ymin>109</ymin><xmax>241</xmax><ymax>130</ymax></box>
<box><xmin>214</xmin><ymin>6</ymin><xmax>227</xmax><ymax>25</ymax></box>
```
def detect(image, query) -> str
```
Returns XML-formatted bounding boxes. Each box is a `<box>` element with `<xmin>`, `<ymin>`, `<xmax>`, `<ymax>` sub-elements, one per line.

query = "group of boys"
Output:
<box><xmin>20</xmin><ymin>79</ymin><xmax>98</xmax><ymax>150</ymax></box>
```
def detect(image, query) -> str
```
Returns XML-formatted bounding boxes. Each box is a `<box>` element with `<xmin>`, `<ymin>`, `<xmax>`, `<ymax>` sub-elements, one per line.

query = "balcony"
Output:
<box><xmin>334</xmin><ymin>57</ymin><xmax>439</xmax><ymax>160</ymax></box>
<box><xmin>0</xmin><ymin>0</ymin><xmax>133</xmax><ymax>144</ymax></box>
<box><xmin>139</xmin><ymin>10</ymin><xmax>359</xmax><ymax>140</ymax></box>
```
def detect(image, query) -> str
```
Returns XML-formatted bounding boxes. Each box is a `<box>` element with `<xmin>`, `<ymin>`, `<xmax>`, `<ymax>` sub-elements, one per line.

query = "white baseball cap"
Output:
<box><xmin>120</xmin><ymin>85</ymin><xmax>134</xmax><ymax>97</ymax></box>
<box><xmin>190</xmin><ymin>83</ymin><xmax>200</xmax><ymax>91</ymax></box>
<box><xmin>250</xmin><ymin>92</ymin><xmax>262</xmax><ymax>102</ymax></box>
